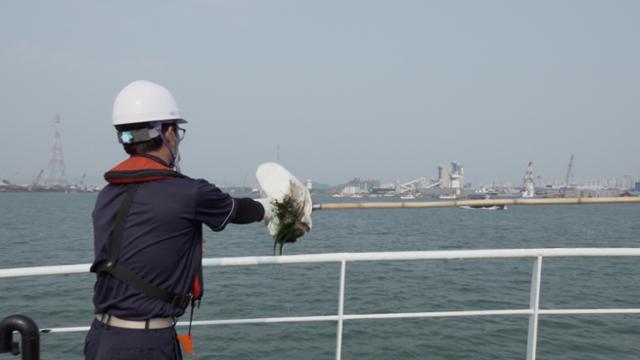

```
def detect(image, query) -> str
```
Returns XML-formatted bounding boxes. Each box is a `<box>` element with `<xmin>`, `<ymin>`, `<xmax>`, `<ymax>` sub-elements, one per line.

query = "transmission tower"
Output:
<box><xmin>44</xmin><ymin>114</ymin><xmax>69</xmax><ymax>188</ymax></box>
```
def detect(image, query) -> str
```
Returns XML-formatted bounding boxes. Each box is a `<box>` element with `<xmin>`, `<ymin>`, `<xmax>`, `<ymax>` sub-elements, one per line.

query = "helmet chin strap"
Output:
<box><xmin>154</xmin><ymin>123</ymin><xmax>181</xmax><ymax>172</ymax></box>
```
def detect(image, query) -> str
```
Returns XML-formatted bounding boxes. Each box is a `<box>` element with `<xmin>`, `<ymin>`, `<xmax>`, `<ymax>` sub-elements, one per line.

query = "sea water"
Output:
<box><xmin>1</xmin><ymin>193</ymin><xmax>639</xmax><ymax>359</ymax></box>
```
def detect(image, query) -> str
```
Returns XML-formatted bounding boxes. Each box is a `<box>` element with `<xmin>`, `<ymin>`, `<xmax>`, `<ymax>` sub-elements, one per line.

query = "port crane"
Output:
<box><xmin>560</xmin><ymin>155</ymin><xmax>574</xmax><ymax>197</ymax></box>
<box><xmin>31</xmin><ymin>169</ymin><xmax>44</xmax><ymax>189</ymax></box>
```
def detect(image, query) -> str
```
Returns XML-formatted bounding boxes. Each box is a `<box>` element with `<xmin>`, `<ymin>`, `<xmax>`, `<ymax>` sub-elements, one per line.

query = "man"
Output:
<box><xmin>85</xmin><ymin>80</ymin><xmax>273</xmax><ymax>359</ymax></box>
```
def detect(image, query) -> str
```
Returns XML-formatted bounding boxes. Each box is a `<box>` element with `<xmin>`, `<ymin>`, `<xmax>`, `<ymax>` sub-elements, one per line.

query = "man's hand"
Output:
<box><xmin>255</xmin><ymin>198</ymin><xmax>276</xmax><ymax>228</ymax></box>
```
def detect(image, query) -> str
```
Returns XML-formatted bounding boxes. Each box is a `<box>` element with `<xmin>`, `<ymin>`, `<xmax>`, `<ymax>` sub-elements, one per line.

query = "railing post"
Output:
<box><xmin>0</xmin><ymin>314</ymin><xmax>40</xmax><ymax>360</ymax></box>
<box><xmin>336</xmin><ymin>260</ymin><xmax>347</xmax><ymax>360</ymax></box>
<box><xmin>526</xmin><ymin>256</ymin><xmax>543</xmax><ymax>360</ymax></box>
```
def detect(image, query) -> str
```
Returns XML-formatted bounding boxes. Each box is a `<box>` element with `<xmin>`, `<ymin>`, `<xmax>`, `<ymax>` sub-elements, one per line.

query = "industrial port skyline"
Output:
<box><xmin>2</xmin><ymin>157</ymin><xmax>638</xmax><ymax>197</ymax></box>
<box><xmin>1</xmin><ymin>116</ymin><xmax>637</xmax><ymax>193</ymax></box>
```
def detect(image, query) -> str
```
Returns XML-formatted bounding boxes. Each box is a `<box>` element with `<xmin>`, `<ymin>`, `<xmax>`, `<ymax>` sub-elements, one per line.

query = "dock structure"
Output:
<box><xmin>313</xmin><ymin>196</ymin><xmax>640</xmax><ymax>210</ymax></box>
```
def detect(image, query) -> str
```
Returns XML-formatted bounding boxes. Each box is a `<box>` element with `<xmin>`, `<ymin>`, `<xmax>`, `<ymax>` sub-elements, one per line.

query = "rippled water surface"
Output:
<box><xmin>1</xmin><ymin>193</ymin><xmax>639</xmax><ymax>359</ymax></box>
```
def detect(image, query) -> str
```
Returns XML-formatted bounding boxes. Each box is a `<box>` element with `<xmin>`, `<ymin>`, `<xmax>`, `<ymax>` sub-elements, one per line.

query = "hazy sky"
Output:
<box><xmin>1</xmin><ymin>1</ymin><xmax>638</xmax><ymax>186</ymax></box>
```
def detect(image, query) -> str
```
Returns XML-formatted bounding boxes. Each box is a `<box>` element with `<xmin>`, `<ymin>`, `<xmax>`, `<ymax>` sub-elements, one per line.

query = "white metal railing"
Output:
<box><xmin>2</xmin><ymin>248</ymin><xmax>640</xmax><ymax>360</ymax></box>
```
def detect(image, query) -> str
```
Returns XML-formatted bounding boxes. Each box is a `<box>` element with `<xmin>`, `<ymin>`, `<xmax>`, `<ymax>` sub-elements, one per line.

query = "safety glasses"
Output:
<box><xmin>175</xmin><ymin>126</ymin><xmax>186</xmax><ymax>141</ymax></box>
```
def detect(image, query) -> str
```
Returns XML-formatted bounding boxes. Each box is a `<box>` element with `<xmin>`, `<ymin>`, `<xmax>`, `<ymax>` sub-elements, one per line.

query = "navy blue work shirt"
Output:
<box><xmin>92</xmin><ymin>177</ymin><xmax>235</xmax><ymax>320</ymax></box>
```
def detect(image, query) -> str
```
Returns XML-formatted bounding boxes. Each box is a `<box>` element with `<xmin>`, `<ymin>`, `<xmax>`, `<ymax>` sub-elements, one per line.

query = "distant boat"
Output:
<box><xmin>331</xmin><ymin>194</ymin><xmax>343</xmax><ymax>198</ymax></box>
<box><xmin>462</xmin><ymin>193</ymin><xmax>507</xmax><ymax>210</ymax></box>
<box><xmin>400</xmin><ymin>194</ymin><xmax>415</xmax><ymax>200</ymax></box>
<box><xmin>351</xmin><ymin>194</ymin><xmax>363</xmax><ymax>198</ymax></box>
<box><xmin>460</xmin><ymin>205</ymin><xmax>507</xmax><ymax>211</ymax></box>
<box><xmin>439</xmin><ymin>194</ymin><xmax>457</xmax><ymax>200</ymax></box>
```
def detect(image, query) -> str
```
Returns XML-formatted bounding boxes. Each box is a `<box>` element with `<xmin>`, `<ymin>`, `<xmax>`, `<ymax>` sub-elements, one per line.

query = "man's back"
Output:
<box><xmin>92</xmin><ymin>177</ymin><xmax>233</xmax><ymax>319</ymax></box>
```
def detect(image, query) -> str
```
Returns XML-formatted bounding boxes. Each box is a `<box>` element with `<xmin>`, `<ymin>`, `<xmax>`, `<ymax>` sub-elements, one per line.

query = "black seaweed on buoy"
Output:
<box><xmin>272</xmin><ymin>189</ymin><xmax>310</xmax><ymax>255</ymax></box>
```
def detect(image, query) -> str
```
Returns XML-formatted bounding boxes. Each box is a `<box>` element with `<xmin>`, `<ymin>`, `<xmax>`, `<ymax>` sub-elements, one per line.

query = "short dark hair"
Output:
<box><xmin>115</xmin><ymin>122</ymin><xmax>176</xmax><ymax>155</ymax></box>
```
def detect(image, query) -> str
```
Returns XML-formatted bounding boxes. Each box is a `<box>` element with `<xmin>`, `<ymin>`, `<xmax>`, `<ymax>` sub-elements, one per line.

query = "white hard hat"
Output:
<box><xmin>112</xmin><ymin>80</ymin><xmax>187</xmax><ymax>126</ymax></box>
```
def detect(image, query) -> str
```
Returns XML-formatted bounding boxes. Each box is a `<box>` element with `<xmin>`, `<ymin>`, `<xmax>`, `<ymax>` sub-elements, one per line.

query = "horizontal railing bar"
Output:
<box><xmin>185</xmin><ymin>315</ymin><xmax>340</xmax><ymax>327</ymax></box>
<box><xmin>3</xmin><ymin>248</ymin><xmax>640</xmax><ymax>278</ymax></box>
<box><xmin>41</xmin><ymin>326</ymin><xmax>90</xmax><ymax>334</ymax></box>
<box><xmin>344</xmin><ymin>309</ymin><xmax>533</xmax><ymax>319</ymax></box>
<box><xmin>0</xmin><ymin>263</ymin><xmax>91</xmax><ymax>278</ymax></box>
<box><xmin>201</xmin><ymin>248</ymin><xmax>640</xmax><ymax>267</ymax></box>
<box><xmin>39</xmin><ymin>307</ymin><xmax>640</xmax><ymax>334</ymax></box>
<box><xmin>40</xmin><ymin>316</ymin><xmax>340</xmax><ymax>334</ymax></box>
<box><xmin>539</xmin><ymin>309</ymin><xmax>640</xmax><ymax>315</ymax></box>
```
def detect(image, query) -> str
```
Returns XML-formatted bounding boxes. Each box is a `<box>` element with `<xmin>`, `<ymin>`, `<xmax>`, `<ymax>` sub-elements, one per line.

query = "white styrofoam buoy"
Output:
<box><xmin>256</xmin><ymin>162</ymin><xmax>312</xmax><ymax>241</ymax></box>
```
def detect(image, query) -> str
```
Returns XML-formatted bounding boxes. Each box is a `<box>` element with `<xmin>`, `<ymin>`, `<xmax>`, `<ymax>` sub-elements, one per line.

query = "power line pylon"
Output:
<box><xmin>44</xmin><ymin>114</ymin><xmax>69</xmax><ymax>188</ymax></box>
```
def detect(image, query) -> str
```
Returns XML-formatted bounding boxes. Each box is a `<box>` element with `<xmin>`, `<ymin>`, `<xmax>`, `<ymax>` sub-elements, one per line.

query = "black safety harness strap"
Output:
<box><xmin>90</xmin><ymin>183</ymin><xmax>192</xmax><ymax>309</ymax></box>
<box><xmin>108</xmin><ymin>183</ymin><xmax>139</xmax><ymax>263</ymax></box>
